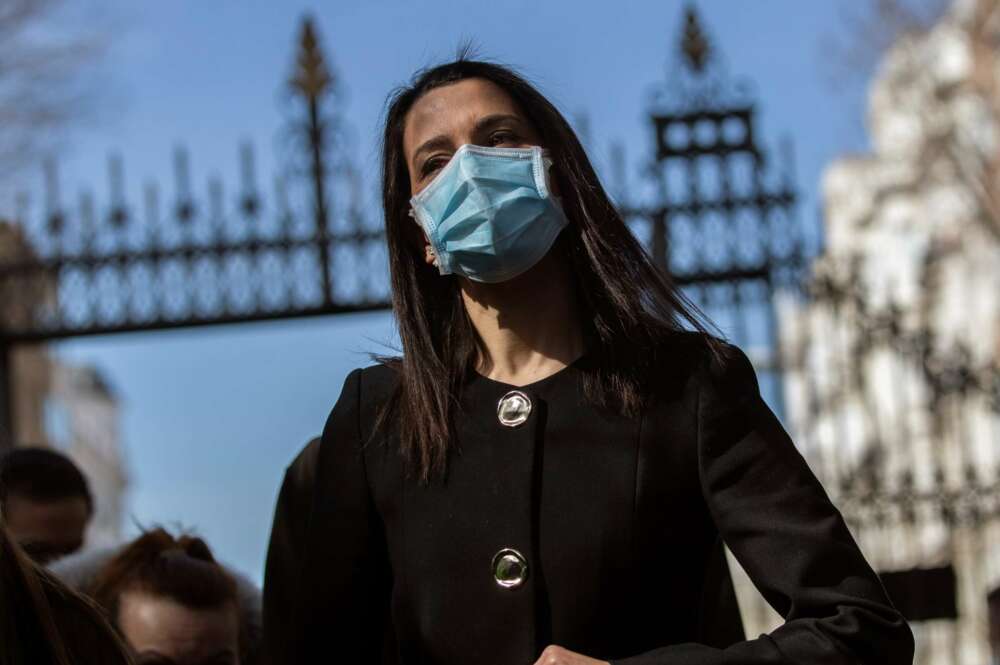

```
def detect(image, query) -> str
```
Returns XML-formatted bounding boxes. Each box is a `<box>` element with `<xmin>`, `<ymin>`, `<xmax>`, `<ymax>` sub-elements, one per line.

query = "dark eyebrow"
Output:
<box><xmin>410</xmin><ymin>113</ymin><xmax>527</xmax><ymax>171</ymax></box>
<box><xmin>411</xmin><ymin>135</ymin><xmax>454</xmax><ymax>171</ymax></box>
<box><xmin>472</xmin><ymin>113</ymin><xmax>525</xmax><ymax>135</ymax></box>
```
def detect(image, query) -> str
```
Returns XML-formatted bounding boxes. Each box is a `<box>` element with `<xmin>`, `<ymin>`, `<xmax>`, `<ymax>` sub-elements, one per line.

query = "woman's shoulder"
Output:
<box><xmin>357</xmin><ymin>360</ymin><xmax>401</xmax><ymax>398</ymax></box>
<box><xmin>326</xmin><ymin>361</ymin><xmax>400</xmax><ymax>409</ymax></box>
<box><xmin>662</xmin><ymin>334</ymin><xmax>763</xmax><ymax>446</ymax></box>
<box><xmin>318</xmin><ymin>362</ymin><xmax>401</xmax><ymax>450</ymax></box>
<box><xmin>652</xmin><ymin>331</ymin><xmax>758</xmax><ymax>398</ymax></box>
<box><xmin>643</xmin><ymin>333</ymin><xmax>762</xmax><ymax>458</ymax></box>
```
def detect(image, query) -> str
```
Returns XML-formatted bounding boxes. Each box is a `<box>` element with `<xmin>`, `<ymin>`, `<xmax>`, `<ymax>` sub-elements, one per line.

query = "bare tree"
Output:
<box><xmin>827</xmin><ymin>0</ymin><xmax>948</xmax><ymax>72</ymax></box>
<box><xmin>957</xmin><ymin>0</ymin><xmax>1000</xmax><ymax>238</ymax></box>
<box><xmin>0</xmin><ymin>0</ymin><xmax>107</xmax><ymax>179</ymax></box>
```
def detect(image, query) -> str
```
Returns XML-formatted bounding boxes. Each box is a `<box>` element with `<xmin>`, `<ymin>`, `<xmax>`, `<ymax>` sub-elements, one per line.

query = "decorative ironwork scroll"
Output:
<box><xmin>0</xmin><ymin>18</ymin><xmax>391</xmax><ymax>439</ymax></box>
<box><xmin>617</xmin><ymin>5</ymin><xmax>806</xmax><ymax>409</ymax></box>
<box><xmin>0</xmin><ymin>19</ymin><xmax>389</xmax><ymax>345</ymax></box>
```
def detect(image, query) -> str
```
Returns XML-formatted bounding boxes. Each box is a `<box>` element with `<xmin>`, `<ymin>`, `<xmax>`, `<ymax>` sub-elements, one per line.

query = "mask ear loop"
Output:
<box><xmin>534</xmin><ymin>148</ymin><xmax>564</xmax><ymax>208</ymax></box>
<box><xmin>532</xmin><ymin>146</ymin><xmax>553</xmax><ymax>199</ymax></box>
<box><xmin>408</xmin><ymin>203</ymin><xmax>450</xmax><ymax>275</ymax></box>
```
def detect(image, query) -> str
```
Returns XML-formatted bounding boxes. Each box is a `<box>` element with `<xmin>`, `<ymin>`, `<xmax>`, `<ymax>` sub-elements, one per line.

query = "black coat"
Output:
<box><xmin>263</xmin><ymin>337</ymin><xmax>914</xmax><ymax>665</ymax></box>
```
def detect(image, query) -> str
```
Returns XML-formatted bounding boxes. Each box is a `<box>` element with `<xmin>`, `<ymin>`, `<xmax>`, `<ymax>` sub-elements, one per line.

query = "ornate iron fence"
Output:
<box><xmin>0</xmin><ymin>19</ymin><xmax>390</xmax><ymax>441</ymax></box>
<box><xmin>617</xmin><ymin>6</ymin><xmax>807</xmax><ymax>412</ymax></box>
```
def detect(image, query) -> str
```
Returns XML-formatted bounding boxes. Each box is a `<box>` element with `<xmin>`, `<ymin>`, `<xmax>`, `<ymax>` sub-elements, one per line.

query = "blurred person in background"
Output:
<box><xmin>0</xmin><ymin>447</ymin><xmax>93</xmax><ymax>564</ymax></box>
<box><xmin>0</xmin><ymin>523</ymin><xmax>132</xmax><ymax>665</ymax></box>
<box><xmin>51</xmin><ymin>526</ymin><xmax>263</xmax><ymax>664</ymax></box>
<box><xmin>264</xmin><ymin>57</ymin><xmax>914</xmax><ymax>665</ymax></box>
<box><xmin>85</xmin><ymin>527</ymin><xmax>248</xmax><ymax>665</ymax></box>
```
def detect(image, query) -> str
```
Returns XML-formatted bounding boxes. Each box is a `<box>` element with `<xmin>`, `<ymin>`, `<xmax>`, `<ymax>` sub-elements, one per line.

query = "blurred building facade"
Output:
<box><xmin>0</xmin><ymin>220</ymin><xmax>128</xmax><ymax>549</ymax></box>
<box><xmin>0</xmin><ymin>222</ymin><xmax>51</xmax><ymax>445</ymax></box>
<box><xmin>44</xmin><ymin>361</ymin><xmax>128</xmax><ymax>548</ymax></box>
<box><xmin>729</xmin><ymin>2</ymin><xmax>1000</xmax><ymax>663</ymax></box>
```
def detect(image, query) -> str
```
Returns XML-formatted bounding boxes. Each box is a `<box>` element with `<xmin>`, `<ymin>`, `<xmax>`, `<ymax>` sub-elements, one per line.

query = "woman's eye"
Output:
<box><xmin>421</xmin><ymin>158</ymin><xmax>446</xmax><ymax>177</ymax></box>
<box><xmin>488</xmin><ymin>131</ymin><xmax>517</xmax><ymax>146</ymax></box>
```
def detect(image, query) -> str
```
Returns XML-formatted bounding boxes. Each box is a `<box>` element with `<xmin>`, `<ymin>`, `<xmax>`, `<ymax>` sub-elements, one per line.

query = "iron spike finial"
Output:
<box><xmin>680</xmin><ymin>5</ymin><xmax>711</xmax><ymax>74</ymax></box>
<box><xmin>290</xmin><ymin>16</ymin><xmax>332</xmax><ymax>102</ymax></box>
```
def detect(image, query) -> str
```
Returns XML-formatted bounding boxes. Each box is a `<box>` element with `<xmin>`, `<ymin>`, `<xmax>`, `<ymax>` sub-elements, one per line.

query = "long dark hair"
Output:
<box><xmin>0</xmin><ymin>526</ymin><xmax>132</xmax><ymax>665</ymax></box>
<box><xmin>378</xmin><ymin>56</ymin><xmax>720</xmax><ymax>482</ymax></box>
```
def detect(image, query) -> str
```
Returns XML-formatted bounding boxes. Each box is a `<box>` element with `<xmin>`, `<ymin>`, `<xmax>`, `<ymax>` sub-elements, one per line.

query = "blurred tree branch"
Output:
<box><xmin>824</xmin><ymin>0</ymin><xmax>949</xmax><ymax>84</ymax></box>
<box><xmin>0</xmin><ymin>0</ymin><xmax>107</xmax><ymax>179</ymax></box>
<box><xmin>961</xmin><ymin>0</ymin><xmax>1000</xmax><ymax>239</ymax></box>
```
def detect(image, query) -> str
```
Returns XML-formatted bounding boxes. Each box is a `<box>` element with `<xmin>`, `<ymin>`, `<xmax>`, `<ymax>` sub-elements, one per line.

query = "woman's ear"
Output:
<box><xmin>422</xmin><ymin>230</ymin><xmax>438</xmax><ymax>267</ymax></box>
<box><xmin>406</xmin><ymin>207</ymin><xmax>437</xmax><ymax>267</ymax></box>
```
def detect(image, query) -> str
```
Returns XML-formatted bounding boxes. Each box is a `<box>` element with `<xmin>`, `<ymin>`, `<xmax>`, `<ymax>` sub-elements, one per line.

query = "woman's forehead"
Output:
<box><xmin>403</xmin><ymin>78</ymin><xmax>524</xmax><ymax>152</ymax></box>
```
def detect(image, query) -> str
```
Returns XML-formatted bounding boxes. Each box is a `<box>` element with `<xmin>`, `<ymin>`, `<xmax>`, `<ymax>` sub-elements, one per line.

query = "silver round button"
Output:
<box><xmin>497</xmin><ymin>390</ymin><xmax>532</xmax><ymax>427</ymax></box>
<box><xmin>491</xmin><ymin>548</ymin><xmax>528</xmax><ymax>588</ymax></box>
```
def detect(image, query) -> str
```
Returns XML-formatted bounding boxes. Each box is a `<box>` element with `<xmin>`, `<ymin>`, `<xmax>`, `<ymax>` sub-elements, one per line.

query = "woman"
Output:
<box><xmin>0</xmin><ymin>524</ymin><xmax>132</xmax><ymax>665</ymax></box>
<box><xmin>263</xmin><ymin>58</ymin><xmax>915</xmax><ymax>665</ymax></box>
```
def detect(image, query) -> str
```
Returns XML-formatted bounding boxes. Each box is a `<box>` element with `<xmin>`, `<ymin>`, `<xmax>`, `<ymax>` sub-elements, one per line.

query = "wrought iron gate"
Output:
<box><xmin>616</xmin><ymin>6</ymin><xmax>806</xmax><ymax>413</ymax></box>
<box><xmin>0</xmin><ymin>19</ymin><xmax>390</xmax><ymax>444</ymax></box>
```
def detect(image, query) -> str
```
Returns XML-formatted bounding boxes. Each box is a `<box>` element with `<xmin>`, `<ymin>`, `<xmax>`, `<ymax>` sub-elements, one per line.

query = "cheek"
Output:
<box><xmin>2</xmin><ymin>506</ymin><xmax>29</xmax><ymax>536</ymax></box>
<box><xmin>5</xmin><ymin>500</ymin><xmax>87</xmax><ymax>543</ymax></box>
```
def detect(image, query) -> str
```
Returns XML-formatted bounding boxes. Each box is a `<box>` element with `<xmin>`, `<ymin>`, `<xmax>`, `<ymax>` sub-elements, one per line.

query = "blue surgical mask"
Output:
<box><xmin>409</xmin><ymin>144</ymin><xmax>569</xmax><ymax>283</ymax></box>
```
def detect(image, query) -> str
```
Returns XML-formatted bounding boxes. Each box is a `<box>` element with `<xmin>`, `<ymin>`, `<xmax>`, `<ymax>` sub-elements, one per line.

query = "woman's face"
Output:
<box><xmin>403</xmin><ymin>78</ymin><xmax>545</xmax><ymax>268</ymax></box>
<box><xmin>402</xmin><ymin>77</ymin><xmax>543</xmax><ymax>197</ymax></box>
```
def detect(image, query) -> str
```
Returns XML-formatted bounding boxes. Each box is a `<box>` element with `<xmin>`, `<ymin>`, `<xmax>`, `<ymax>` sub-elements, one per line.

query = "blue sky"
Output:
<box><xmin>18</xmin><ymin>1</ymin><xmax>875</xmax><ymax>581</ymax></box>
